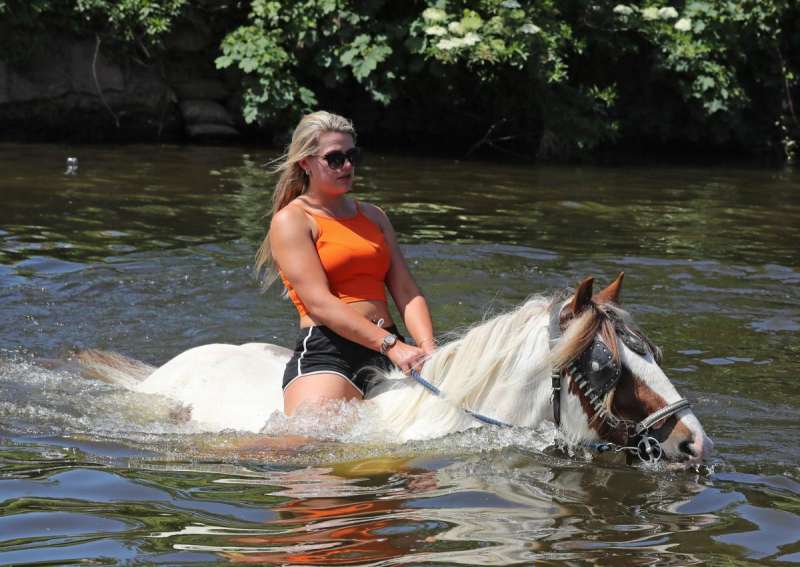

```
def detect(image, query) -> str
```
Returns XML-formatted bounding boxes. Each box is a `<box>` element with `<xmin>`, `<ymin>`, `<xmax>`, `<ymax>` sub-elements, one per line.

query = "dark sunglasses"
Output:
<box><xmin>316</xmin><ymin>147</ymin><xmax>362</xmax><ymax>170</ymax></box>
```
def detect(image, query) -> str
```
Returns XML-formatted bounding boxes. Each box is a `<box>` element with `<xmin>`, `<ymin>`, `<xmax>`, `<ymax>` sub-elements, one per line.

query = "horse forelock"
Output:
<box><xmin>554</xmin><ymin>303</ymin><xmax>635</xmax><ymax>438</ymax></box>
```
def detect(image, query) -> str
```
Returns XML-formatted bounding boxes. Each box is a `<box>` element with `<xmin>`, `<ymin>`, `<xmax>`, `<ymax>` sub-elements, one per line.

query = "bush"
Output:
<box><xmin>1</xmin><ymin>0</ymin><xmax>797</xmax><ymax>161</ymax></box>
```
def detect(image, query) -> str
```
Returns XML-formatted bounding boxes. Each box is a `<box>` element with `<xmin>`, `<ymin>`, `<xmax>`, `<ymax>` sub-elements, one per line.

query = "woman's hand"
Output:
<box><xmin>386</xmin><ymin>341</ymin><xmax>427</xmax><ymax>375</ymax></box>
<box><xmin>418</xmin><ymin>338</ymin><xmax>437</xmax><ymax>356</ymax></box>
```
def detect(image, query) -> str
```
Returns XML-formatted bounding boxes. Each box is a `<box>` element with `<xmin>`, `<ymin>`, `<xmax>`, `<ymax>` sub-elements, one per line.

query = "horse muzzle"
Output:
<box><xmin>659</xmin><ymin>410</ymin><xmax>714</xmax><ymax>465</ymax></box>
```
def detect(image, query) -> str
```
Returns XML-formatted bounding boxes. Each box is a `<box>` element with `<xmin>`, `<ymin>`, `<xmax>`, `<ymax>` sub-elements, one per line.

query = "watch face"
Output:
<box><xmin>382</xmin><ymin>334</ymin><xmax>397</xmax><ymax>353</ymax></box>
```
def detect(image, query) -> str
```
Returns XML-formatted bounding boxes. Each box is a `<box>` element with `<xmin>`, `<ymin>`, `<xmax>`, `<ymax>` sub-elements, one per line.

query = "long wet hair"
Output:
<box><xmin>254</xmin><ymin>111</ymin><xmax>357</xmax><ymax>288</ymax></box>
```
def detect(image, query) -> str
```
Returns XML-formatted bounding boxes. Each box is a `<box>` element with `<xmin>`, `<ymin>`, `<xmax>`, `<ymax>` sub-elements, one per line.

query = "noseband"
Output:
<box><xmin>549</xmin><ymin>304</ymin><xmax>690</xmax><ymax>464</ymax></box>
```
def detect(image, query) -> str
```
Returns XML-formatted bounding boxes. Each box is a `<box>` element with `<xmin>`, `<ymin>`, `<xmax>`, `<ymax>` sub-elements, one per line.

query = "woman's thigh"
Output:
<box><xmin>283</xmin><ymin>372</ymin><xmax>363</xmax><ymax>416</ymax></box>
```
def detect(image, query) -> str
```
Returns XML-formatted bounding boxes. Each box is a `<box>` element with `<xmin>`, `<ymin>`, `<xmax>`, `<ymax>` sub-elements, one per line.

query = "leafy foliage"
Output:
<box><xmin>0</xmin><ymin>0</ymin><xmax>797</xmax><ymax>160</ymax></box>
<box><xmin>0</xmin><ymin>0</ymin><xmax>188</xmax><ymax>64</ymax></box>
<box><xmin>74</xmin><ymin>0</ymin><xmax>189</xmax><ymax>44</ymax></box>
<box><xmin>215</xmin><ymin>0</ymin><xmax>398</xmax><ymax>124</ymax></box>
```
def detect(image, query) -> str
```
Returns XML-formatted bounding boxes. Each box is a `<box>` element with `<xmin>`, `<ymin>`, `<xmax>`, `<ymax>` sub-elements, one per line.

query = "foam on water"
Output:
<box><xmin>0</xmin><ymin>354</ymin><xmax>564</xmax><ymax>466</ymax></box>
<box><xmin>0</xmin><ymin>356</ymin><xmax>201</xmax><ymax>439</ymax></box>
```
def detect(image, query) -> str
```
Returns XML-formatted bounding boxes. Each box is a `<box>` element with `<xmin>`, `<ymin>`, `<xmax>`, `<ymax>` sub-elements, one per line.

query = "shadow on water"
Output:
<box><xmin>1</xmin><ymin>143</ymin><xmax>799</xmax><ymax>564</ymax></box>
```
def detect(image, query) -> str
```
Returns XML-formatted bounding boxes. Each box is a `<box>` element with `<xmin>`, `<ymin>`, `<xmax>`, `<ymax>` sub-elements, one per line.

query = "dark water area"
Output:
<box><xmin>1</xmin><ymin>143</ymin><xmax>799</xmax><ymax>565</ymax></box>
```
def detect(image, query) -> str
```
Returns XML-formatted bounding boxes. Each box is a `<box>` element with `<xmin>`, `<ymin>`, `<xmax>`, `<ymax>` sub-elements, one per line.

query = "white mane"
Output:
<box><xmin>367</xmin><ymin>295</ymin><xmax>558</xmax><ymax>440</ymax></box>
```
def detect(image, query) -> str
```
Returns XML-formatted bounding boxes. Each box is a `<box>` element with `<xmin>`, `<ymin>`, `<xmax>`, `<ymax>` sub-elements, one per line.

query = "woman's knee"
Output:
<box><xmin>283</xmin><ymin>372</ymin><xmax>363</xmax><ymax>415</ymax></box>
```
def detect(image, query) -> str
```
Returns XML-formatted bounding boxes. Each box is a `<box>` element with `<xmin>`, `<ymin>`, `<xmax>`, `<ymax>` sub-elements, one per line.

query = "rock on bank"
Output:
<box><xmin>0</xmin><ymin>32</ymin><xmax>241</xmax><ymax>143</ymax></box>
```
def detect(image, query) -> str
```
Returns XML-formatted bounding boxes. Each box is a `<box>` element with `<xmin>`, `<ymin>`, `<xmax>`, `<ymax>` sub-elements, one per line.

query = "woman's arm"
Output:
<box><xmin>270</xmin><ymin>205</ymin><xmax>427</xmax><ymax>369</ymax></box>
<box><xmin>363</xmin><ymin>204</ymin><xmax>436</xmax><ymax>355</ymax></box>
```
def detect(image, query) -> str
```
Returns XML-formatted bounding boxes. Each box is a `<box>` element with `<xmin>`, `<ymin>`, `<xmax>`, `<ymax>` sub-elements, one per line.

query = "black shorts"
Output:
<box><xmin>282</xmin><ymin>326</ymin><xmax>403</xmax><ymax>395</ymax></box>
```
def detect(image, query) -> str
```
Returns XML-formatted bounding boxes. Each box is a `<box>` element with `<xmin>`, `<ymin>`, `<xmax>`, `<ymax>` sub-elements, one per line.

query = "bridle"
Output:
<box><xmin>404</xmin><ymin>301</ymin><xmax>690</xmax><ymax>464</ymax></box>
<box><xmin>548</xmin><ymin>303</ymin><xmax>691</xmax><ymax>464</ymax></box>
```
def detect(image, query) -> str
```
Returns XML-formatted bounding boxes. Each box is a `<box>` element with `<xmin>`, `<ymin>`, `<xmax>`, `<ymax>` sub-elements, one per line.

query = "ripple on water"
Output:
<box><xmin>750</xmin><ymin>317</ymin><xmax>800</xmax><ymax>332</ymax></box>
<box><xmin>13</xmin><ymin>255</ymin><xmax>86</xmax><ymax>275</ymax></box>
<box><xmin>0</xmin><ymin>511</ymin><xmax>130</xmax><ymax>542</ymax></box>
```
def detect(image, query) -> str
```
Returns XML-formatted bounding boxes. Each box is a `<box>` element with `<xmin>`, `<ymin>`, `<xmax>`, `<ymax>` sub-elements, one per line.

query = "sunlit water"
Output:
<box><xmin>1</xmin><ymin>143</ymin><xmax>799</xmax><ymax>565</ymax></box>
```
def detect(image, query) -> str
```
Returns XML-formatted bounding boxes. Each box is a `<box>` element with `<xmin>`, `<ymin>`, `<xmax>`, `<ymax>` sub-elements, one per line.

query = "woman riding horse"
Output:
<box><xmin>256</xmin><ymin>111</ymin><xmax>436</xmax><ymax>416</ymax></box>
<box><xmin>73</xmin><ymin>114</ymin><xmax>712</xmax><ymax>464</ymax></box>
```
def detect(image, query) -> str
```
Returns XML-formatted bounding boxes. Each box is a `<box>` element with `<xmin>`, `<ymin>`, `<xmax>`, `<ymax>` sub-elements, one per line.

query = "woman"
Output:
<box><xmin>255</xmin><ymin>111</ymin><xmax>436</xmax><ymax>416</ymax></box>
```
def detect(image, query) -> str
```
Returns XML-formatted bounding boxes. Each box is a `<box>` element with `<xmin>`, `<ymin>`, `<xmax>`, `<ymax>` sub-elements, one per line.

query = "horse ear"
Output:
<box><xmin>593</xmin><ymin>272</ymin><xmax>624</xmax><ymax>305</ymax></box>
<box><xmin>568</xmin><ymin>276</ymin><xmax>595</xmax><ymax>315</ymax></box>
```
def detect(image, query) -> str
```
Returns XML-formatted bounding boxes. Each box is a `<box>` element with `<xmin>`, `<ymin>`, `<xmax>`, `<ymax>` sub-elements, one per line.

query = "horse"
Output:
<box><xmin>77</xmin><ymin>273</ymin><xmax>712</xmax><ymax>465</ymax></box>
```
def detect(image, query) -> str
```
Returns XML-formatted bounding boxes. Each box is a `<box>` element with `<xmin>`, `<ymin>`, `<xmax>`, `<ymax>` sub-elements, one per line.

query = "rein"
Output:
<box><xmin>408</xmin><ymin>369</ymin><xmax>512</xmax><ymax>428</ymax></box>
<box><xmin>404</xmin><ymin>301</ymin><xmax>690</xmax><ymax>465</ymax></box>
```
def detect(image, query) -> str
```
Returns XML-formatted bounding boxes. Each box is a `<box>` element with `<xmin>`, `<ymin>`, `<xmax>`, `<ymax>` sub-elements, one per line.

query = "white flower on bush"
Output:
<box><xmin>658</xmin><ymin>7</ymin><xmax>678</xmax><ymax>19</ymax></box>
<box><xmin>436</xmin><ymin>33</ymin><xmax>481</xmax><ymax>51</ymax></box>
<box><xmin>501</xmin><ymin>0</ymin><xmax>521</xmax><ymax>8</ymax></box>
<box><xmin>422</xmin><ymin>7</ymin><xmax>447</xmax><ymax>22</ymax></box>
<box><xmin>613</xmin><ymin>4</ymin><xmax>634</xmax><ymax>16</ymax></box>
<box><xmin>461</xmin><ymin>32</ymin><xmax>480</xmax><ymax>46</ymax></box>
<box><xmin>424</xmin><ymin>25</ymin><xmax>447</xmax><ymax>36</ymax></box>
<box><xmin>674</xmin><ymin>17</ymin><xmax>692</xmax><ymax>31</ymax></box>
<box><xmin>436</xmin><ymin>38</ymin><xmax>459</xmax><ymax>50</ymax></box>
<box><xmin>448</xmin><ymin>21</ymin><xmax>465</xmax><ymax>35</ymax></box>
<box><xmin>520</xmin><ymin>22</ymin><xmax>541</xmax><ymax>34</ymax></box>
<box><xmin>641</xmin><ymin>7</ymin><xmax>659</xmax><ymax>20</ymax></box>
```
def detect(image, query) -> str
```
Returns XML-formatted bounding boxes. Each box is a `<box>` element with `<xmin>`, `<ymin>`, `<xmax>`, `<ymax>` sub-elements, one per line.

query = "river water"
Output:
<box><xmin>1</xmin><ymin>143</ymin><xmax>799</xmax><ymax>565</ymax></box>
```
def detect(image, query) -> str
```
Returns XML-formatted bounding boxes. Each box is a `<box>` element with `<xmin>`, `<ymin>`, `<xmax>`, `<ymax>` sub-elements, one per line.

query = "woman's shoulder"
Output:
<box><xmin>271</xmin><ymin>201</ymin><xmax>314</xmax><ymax>233</ymax></box>
<box><xmin>357</xmin><ymin>200</ymin><xmax>389</xmax><ymax>226</ymax></box>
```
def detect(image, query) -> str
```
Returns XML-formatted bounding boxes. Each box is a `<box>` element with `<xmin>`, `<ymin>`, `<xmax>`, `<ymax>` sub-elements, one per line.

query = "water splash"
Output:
<box><xmin>0</xmin><ymin>355</ymin><xmax>200</xmax><ymax>439</ymax></box>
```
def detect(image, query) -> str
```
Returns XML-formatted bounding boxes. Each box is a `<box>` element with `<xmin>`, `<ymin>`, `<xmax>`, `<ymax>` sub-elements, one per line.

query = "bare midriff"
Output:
<box><xmin>298</xmin><ymin>299</ymin><xmax>394</xmax><ymax>329</ymax></box>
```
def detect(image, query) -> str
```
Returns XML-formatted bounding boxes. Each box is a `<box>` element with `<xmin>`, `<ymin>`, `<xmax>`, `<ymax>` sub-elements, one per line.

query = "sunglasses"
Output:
<box><xmin>316</xmin><ymin>147</ymin><xmax>362</xmax><ymax>170</ymax></box>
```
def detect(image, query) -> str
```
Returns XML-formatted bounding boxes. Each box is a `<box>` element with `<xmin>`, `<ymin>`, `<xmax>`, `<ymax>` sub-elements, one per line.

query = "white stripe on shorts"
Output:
<box><xmin>297</xmin><ymin>326</ymin><xmax>314</xmax><ymax>376</ymax></box>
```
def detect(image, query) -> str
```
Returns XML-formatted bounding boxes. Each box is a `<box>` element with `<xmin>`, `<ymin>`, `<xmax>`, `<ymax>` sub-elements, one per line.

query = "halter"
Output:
<box><xmin>404</xmin><ymin>302</ymin><xmax>690</xmax><ymax>464</ymax></box>
<box><xmin>548</xmin><ymin>302</ymin><xmax>691</xmax><ymax>464</ymax></box>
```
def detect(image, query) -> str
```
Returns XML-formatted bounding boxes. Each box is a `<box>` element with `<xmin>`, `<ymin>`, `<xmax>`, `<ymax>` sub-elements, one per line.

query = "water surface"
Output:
<box><xmin>1</xmin><ymin>143</ymin><xmax>799</xmax><ymax>564</ymax></box>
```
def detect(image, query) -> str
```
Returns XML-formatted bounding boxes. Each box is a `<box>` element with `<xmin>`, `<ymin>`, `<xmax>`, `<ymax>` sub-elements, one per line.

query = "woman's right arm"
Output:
<box><xmin>270</xmin><ymin>207</ymin><xmax>425</xmax><ymax>372</ymax></box>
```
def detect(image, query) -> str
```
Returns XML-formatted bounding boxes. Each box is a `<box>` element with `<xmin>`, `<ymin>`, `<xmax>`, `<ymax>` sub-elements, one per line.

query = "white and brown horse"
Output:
<box><xmin>78</xmin><ymin>274</ymin><xmax>712</xmax><ymax>464</ymax></box>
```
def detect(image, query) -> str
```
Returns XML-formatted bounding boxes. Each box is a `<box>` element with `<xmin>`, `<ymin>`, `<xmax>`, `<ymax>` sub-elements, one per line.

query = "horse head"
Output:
<box><xmin>552</xmin><ymin>273</ymin><xmax>713</xmax><ymax>465</ymax></box>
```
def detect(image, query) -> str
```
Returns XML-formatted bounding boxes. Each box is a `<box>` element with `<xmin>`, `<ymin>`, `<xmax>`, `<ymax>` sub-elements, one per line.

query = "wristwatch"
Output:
<box><xmin>380</xmin><ymin>333</ymin><xmax>397</xmax><ymax>354</ymax></box>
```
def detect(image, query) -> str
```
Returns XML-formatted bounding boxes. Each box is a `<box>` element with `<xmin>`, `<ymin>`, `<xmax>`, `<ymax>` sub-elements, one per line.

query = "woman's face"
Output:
<box><xmin>303</xmin><ymin>131</ymin><xmax>356</xmax><ymax>197</ymax></box>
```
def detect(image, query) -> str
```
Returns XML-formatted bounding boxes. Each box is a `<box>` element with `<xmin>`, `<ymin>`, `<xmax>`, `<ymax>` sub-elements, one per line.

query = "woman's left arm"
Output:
<box><xmin>364</xmin><ymin>204</ymin><xmax>436</xmax><ymax>354</ymax></box>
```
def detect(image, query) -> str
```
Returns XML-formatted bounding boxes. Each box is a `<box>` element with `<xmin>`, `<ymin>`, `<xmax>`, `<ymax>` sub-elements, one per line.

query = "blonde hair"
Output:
<box><xmin>255</xmin><ymin>111</ymin><xmax>356</xmax><ymax>287</ymax></box>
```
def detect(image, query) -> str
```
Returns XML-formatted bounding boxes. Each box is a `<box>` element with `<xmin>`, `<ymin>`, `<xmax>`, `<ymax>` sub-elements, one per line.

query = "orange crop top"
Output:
<box><xmin>279</xmin><ymin>204</ymin><xmax>391</xmax><ymax>317</ymax></box>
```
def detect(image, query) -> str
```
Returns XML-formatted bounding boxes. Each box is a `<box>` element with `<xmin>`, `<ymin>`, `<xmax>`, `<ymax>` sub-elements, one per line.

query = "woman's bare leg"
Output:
<box><xmin>283</xmin><ymin>372</ymin><xmax>363</xmax><ymax>416</ymax></box>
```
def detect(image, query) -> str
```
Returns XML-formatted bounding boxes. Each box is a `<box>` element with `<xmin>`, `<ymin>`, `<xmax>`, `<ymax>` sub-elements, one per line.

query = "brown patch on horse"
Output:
<box><xmin>611</xmin><ymin>367</ymin><xmax>672</xmax><ymax>434</ymax></box>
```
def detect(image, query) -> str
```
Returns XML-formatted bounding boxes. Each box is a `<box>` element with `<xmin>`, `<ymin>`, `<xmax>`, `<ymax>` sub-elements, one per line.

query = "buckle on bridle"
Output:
<box><xmin>635</xmin><ymin>435</ymin><xmax>663</xmax><ymax>464</ymax></box>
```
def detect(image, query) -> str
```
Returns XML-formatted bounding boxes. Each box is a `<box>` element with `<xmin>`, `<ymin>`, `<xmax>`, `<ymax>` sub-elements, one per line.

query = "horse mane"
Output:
<box><xmin>370</xmin><ymin>294</ymin><xmax>557</xmax><ymax>431</ymax></box>
<box><xmin>370</xmin><ymin>293</ymin><xmax>643</xmax><ymax>435</ymax></box>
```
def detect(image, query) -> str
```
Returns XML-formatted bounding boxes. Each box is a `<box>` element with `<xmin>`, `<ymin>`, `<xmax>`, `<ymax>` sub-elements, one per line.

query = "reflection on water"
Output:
<box><xmin>3</xmin><ymin>446</ymin><xmax>798</xmax><ymax>565</ymax></box>
<box><xmin>1</xmin><ymin>143</ymin><xmax>799</xmax><ymax>564</ymax></box>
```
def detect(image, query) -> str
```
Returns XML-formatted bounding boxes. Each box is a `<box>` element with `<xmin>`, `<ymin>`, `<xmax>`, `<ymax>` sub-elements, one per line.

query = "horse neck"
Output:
<box><xmin>413</xmin><ymin>297</ymin><xmax>557</xmax><ymax>428</ymax></box>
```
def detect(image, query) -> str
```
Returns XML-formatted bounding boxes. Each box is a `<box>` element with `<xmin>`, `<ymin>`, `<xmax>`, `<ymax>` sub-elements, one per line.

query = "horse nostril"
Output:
<box><xmin>679</xmin><ymin>439</ymin><xmax>696</xmax><ymax>457</ymax></box>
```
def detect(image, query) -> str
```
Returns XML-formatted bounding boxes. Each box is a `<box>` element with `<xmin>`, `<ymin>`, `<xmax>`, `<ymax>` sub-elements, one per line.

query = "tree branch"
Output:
<box><xmin>93</xmin><ymin>34</ymin><xmax>120</xmax><ymax>128</ymax></box>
